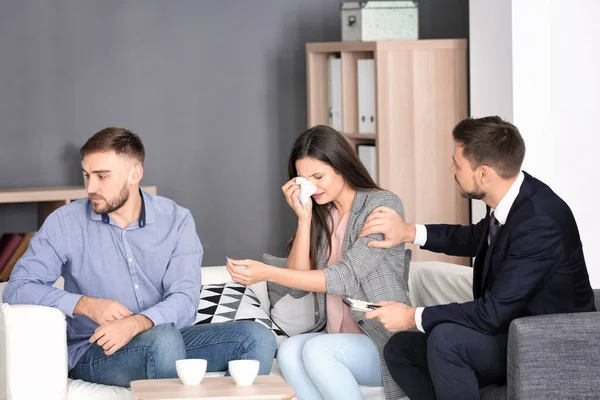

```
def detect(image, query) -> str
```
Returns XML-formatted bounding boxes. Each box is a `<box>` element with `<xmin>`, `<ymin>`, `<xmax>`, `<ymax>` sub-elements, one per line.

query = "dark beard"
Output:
<box><xmin>456</xmin><ymin>176</ymin><xmax>486</xmax><ymax>200</ymax></box>
<box><xmin>459</xmin><ymin>186</ymin><xmax>486</xmax><ymax>200</ymax></box>
<box><xmin>91</xmin><ymin>183</ymin><xmax>130</xmax><ymax>214</ymax></box>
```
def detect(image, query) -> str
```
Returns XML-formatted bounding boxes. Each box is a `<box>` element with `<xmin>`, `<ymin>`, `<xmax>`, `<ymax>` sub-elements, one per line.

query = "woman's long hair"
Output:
<box><xmin>287</xmin><ymin>125</ymin><xmax>380</xmax><ymax>269</ymax></box>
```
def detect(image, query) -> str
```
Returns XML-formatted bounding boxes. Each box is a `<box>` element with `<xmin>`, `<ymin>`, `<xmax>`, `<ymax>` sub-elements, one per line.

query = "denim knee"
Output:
<box><xmin>144</xmin><ymin>324</ymin><xmax>186</xmax><ymax>377</ymax></box>
<box><xmin>239</xmin><ymin>321</ymin><xmax>276</xmax><ymax>350</ymax></box>
<box><xmin>276</xmin><ymin>334</ymin><xmax>303</xmax><ymax>370</ymax></box>
<box><xmin>301</xmin><ymin>335</ymin><xmax>336</xmax><ymax>366</ymax></box>
<box><xmin>277</xmin><ymin>335</ymin><xmax>296</xmax><ymax>358</ymax></box>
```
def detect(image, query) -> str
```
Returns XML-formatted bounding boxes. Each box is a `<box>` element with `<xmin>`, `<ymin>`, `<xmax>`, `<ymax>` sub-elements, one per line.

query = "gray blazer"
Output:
<box><xmin>288</xmin><ymin>189</ymin><xmax>410</xmax><ymax>400</ymax></box>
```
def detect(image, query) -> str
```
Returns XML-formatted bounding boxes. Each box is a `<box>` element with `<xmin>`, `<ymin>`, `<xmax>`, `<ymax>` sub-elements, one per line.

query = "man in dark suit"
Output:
<box><xmin>359</xmin><ymin>116</ymin><xmax>595</xmax><ymax>400</ymax></box>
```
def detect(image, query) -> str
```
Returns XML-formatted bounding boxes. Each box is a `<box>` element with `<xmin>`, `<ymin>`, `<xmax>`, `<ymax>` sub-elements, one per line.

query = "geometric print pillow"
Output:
<box><xmin>194</xmin><ymin>282</ymin><xmax>287</xmax><ymax>339</ymax></box>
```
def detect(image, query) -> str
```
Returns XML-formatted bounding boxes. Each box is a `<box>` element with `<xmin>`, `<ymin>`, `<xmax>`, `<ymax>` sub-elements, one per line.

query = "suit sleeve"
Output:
<box><xmin>423</xmin><ymin>217</ymin><xmax>488</xmax><ymax>257</ymax></box>
<box><xmin>422</xmin><ymin>215</ymin><xmax>563</xmax><ymax>334</ymax></box>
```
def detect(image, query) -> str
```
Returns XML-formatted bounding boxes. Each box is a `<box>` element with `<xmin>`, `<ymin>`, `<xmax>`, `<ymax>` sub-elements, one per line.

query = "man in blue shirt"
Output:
<box><xmin>2</xmin><ymin>127</ymin><xmax>276</xmax><ymax>387</ymax></box>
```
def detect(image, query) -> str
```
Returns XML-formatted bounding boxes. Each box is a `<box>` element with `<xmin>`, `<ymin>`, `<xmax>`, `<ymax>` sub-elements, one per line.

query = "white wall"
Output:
<box><xmin>469</xmin><ymin>0</ymin><xmax>514</xmax><ymax>224</ymax></box>
<box><xmin>470</xmin><ymin>0</ymin><xmax>600</xmax><ymax>286</ymax></box>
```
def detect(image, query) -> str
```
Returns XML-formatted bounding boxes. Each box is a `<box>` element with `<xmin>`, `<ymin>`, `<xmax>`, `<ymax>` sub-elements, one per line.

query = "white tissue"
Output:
<box><xmin>295</xmin><ymin>177</ymin><xmax>317</xmax><ymax>207</ymax></box>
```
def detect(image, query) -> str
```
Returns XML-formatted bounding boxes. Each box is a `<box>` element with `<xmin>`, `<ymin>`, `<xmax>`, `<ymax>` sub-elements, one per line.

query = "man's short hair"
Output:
<box><xmin>452</xmin><ymin>116</ymin><xmax>525</xmax><ymax>179</ymax></box>
<box><xmin>80</xmin><ymin>127</ymin><xmax>145</xmax><ymax>164</ymax></box>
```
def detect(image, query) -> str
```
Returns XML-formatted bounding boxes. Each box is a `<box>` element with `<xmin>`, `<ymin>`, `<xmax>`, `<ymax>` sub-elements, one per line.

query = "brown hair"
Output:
<box><xmin>80</xmin><ymin>127</ymin><xmax>145</xmax><ymax>164</ymax></box>
<box><xmin>452</xmin><ymin>116</ymin><xmax>525</xmax><ymax>179</ymax></box>
<box><xmin>287</xmin><ymin>125</ymin><xmax>380</xmax><ymax>269</ymax></box>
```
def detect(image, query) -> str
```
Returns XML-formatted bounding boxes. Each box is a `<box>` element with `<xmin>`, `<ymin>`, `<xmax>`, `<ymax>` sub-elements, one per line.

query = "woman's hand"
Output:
<box><xmin>226</xmin><ymin>258</ymin><xmax>273</xmax><ymax>286</ymax></box>
<box><xmin>282</xmin><ymin>178</ymin><xmax>312</xmax><ymax>221</ymax></box>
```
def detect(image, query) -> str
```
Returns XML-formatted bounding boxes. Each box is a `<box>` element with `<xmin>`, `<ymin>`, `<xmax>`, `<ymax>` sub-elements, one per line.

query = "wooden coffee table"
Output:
<box><xmin>130</xmin><ymin>375</ymin><xmax>295</xmax><ymax>400</ymax></box>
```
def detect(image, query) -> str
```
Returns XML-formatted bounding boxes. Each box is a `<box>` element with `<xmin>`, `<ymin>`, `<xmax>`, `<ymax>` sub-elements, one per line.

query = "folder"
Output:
<box><xmin>328</xmin><ymin>55</ymin><xmax>343</xmax><ymax>131</ymax></box>
<box><xmin>357</xmin><ymin>144</ymin><xmax>377</xmax><ymax>182</ymax></box>
<box><xmin>357</xmin><ymin>59</ymin><xmax>376</xmax><ymax>134</ymax></box>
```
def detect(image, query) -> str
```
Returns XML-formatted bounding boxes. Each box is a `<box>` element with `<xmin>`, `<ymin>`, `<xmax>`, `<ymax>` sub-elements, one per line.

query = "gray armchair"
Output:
<box><xmin>506</xmin><ymin>289</ymin><xmax>600</xmax><ymax>399</ymax></box>
<box><xmin>481</xmin><ymin>290</ymin><xmax>600</xmax><ymax>400</ymax></box>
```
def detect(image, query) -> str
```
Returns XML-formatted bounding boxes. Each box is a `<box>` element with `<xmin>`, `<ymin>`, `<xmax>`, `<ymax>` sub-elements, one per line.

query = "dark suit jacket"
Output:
<box><xmin>421</xmin><ymin>172</ymin><xmax>595</xmax><ymax>334</ymax></box>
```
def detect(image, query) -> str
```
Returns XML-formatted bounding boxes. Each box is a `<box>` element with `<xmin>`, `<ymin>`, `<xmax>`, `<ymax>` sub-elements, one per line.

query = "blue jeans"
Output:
<box><xmin>68</xmin><ymin>321</ymin><xmax>277</xmax><ymax>387</ymax></box>
<box><xmin>277</xmin><ymin>333</ymin><xmax>383</xmax><ymax>400</ymax></box>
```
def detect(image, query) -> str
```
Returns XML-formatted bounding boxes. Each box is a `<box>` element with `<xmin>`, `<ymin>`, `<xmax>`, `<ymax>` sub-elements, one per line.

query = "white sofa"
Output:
<box><xmin>0</xmin><ymin>261</ymin><xmax>473</xmax><ymax>400</ymax></box>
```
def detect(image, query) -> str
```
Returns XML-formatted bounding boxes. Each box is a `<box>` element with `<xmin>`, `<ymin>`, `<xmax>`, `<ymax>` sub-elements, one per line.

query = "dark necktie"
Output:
<box><xmin>489</xmin><ymin>211</ymin><xmax>501</xmax><ymax>240</ymax></box>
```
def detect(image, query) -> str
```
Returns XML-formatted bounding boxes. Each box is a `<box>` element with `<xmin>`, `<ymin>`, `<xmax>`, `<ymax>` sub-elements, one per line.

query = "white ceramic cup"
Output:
<box><xmin>228</xmin><ymin>360</ymin><xmax>260</xmax><ymax>386</ymax></box>
<box><xmin>176</xmin><ymin>359</ymin><xmax>207</xmax><ymax>385</ymax></box>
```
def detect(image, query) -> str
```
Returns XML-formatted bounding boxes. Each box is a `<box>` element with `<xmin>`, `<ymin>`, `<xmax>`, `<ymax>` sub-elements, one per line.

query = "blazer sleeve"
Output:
<box><xmin>422</xmin><ymin>216</ymin><xmax>488</xmax><ymax>257</ymax></box>
<box><xmin>324</xmin><ymin>192</ymin><xmax>406</xmax><ymax>298</ymax></box>
<box><xmin>422</xmin><ymin>214</ymin><xmax>563</xmax><ymax>334</ymax></box>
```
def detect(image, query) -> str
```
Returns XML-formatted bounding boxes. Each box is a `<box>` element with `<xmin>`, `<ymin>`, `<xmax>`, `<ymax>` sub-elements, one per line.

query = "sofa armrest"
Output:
<box><xmin>508</xmin><ymin>311</ymin><xmax>600</xmax><ymax>399</ymax></box>
<box><xmin>0</xmin><ymin>304</ymin><xmax>68</xmax><ymax>400</ymax></box>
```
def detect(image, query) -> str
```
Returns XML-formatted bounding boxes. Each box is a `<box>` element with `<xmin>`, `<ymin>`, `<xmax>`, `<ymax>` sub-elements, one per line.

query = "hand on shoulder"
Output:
<box><xmin>360</xmin><ymin>204</ymin><xmax>415</xmax><ymax>248</ymax></box>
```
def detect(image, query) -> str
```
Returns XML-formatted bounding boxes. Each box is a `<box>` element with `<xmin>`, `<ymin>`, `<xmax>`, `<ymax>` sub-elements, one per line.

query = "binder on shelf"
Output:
<box><xmin>357</xmin><ymin>144</ymin><xmax>377</xmax><ymax>183</ymax></box>
<box><xmin>327</xmin><ymin>55</ymin><xmax>343</xmax><ymax>131</ymax></box>
<box><xmin>357</xmin><ymin>59</ymin><xmax>376</xmax><ymax>134</ymax></box>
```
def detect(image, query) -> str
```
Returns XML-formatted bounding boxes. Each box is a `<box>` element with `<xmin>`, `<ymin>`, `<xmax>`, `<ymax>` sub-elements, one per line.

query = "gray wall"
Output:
<box><xmin>0</xmin><ymin>0</ymin><xmax>468</xmax><ymax>266</ymax></box>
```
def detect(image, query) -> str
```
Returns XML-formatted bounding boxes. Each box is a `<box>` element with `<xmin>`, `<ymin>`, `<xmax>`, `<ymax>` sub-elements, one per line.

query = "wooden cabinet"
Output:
<box><xmin>306</xmin><ymin>40</ymin><xmax>470</xmax><ymax>265</ymax></box>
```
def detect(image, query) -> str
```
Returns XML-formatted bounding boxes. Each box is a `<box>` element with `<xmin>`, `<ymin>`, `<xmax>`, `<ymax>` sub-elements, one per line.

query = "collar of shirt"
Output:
<box><xmin>88</xmin><ymin>188</ymin><xmax>156</xmax><ymax>228</ymax></box>
<box><xmin>491</xmin><ymin>171</ymin><xmax>525</xmax><ymax>225</ymax></box>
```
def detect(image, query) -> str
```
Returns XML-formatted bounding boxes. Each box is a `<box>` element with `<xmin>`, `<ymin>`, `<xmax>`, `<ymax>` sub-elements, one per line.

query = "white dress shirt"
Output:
<box><xmin>413</xmin><ymin>172</ymin><xmax>525</xmax><ymax>332</ymax></box>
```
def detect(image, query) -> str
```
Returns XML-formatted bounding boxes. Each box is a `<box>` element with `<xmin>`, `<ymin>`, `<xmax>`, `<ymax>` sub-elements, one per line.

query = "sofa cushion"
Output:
<box><xmin>194</xmin><ymin>282</ymin><xmax>287</xmax><ymax>341</ymax></box>
<box><xmin>408</xmin><ymin>261</ymin><xmax>473</xmax><ymax>307</ymax></box>
<box><xmin>262</xmin><ymin>254</ymin><xmax>316</xmax><ymax>336</ymax></box>
<box><xmin>67</xmin><ymin>378</ymin><xmax>133</xmax><ymax>400</ymax></box>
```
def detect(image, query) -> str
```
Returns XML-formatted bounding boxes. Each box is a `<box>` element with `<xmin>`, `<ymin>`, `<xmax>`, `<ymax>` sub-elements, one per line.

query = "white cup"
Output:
<box><xmin>176</xmin><ymin>359</ymin><xmax>207</xmax><ymax>385</ymax></box>
<box><xmin>228</xmin><ymin>360</ymin><xmax>260</xmax><ymax>386</ymax></box>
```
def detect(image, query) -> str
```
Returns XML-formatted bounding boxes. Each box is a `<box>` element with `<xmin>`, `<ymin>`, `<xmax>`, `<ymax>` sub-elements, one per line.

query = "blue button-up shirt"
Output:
<box><xmin>2</xmin><ymin>190</ymin><xmax>203</xmax><ymax>369</ymax></box>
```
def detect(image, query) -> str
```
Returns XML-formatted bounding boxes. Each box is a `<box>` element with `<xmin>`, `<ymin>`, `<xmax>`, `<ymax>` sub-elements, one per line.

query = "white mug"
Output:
<box><xmin>228</xmin><ymin>360</ymin><xmax>260</xmax><ymax>386</ymax></box>
<box><xmin>176</xmin><ymin>359</ymin><xmax>207</xmax><ymax>385</ymax></box>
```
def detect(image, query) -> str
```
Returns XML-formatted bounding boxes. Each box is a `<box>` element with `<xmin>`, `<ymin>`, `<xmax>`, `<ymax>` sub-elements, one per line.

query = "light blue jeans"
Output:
<box><xmin>68</xmin><ymin>321</ymin><xmax>277</xmax><ymax>387</ymax></box>
<box><xmin>277</xmin><ymin>333</ymin><xmax>383</xmax><ymax>400</ymax></box>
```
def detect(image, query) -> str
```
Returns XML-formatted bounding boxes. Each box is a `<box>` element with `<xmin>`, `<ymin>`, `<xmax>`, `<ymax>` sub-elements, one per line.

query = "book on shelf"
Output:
<box><xmin>0</xmin><ymin>232</ymin><xmax>36</xmax><ymax>282</ymax></box>
<box><xmin>0</xmin><ymin>233</ymin><xmax>23</xmax><ymax>273</ymax></box>
<box><xmin>357</xmin><ymin>144</ymin><xmax>377</xmax><ymax>183</ymax></box>
<box><xmin>327</xmin><ymin>55</ymin><xmax>342</xmax><ymax>131</ymax></box>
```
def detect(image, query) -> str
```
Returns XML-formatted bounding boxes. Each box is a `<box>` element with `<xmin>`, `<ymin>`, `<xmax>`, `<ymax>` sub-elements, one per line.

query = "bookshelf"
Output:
<box><xmin>306</xmin><ymin>39</ymin><xmax>470</xmax><ymax>265</ymax></box>
<box><xmin>0</xmin><ymin>186</ymin><xmax>157</xmax><ymax>227</ymax></box>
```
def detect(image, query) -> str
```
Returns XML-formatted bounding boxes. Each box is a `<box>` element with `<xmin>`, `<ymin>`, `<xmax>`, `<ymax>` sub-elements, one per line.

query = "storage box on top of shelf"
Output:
<box><xmin>341</xmin><ymin>1</ymin><xmax>419</xmax><ymax>42</ymax></box>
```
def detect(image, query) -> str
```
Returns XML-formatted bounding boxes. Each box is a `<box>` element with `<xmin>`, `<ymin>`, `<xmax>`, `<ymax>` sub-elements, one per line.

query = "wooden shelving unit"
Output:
<box><xmin>0</xmin><ymin>186</ymin><xmax>157</xmax><ymax>226</ymax></box>
<box><xmin>342</xmin><ymin>132</ymin><xmax>376</xmax><ymax>140</ymax></box>
<box><xmin>306</xmin><ymin>39</ymin><xmax>470</xmax><ymax>265</ymax></box>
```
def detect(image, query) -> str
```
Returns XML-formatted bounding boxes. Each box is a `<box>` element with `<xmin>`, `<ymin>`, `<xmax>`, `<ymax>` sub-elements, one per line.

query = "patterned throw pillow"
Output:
<box><xmin>195</xmin><ymin>282</ymin><xmax>287</xmax><ymax>339</ymax></box>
